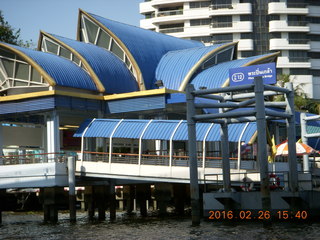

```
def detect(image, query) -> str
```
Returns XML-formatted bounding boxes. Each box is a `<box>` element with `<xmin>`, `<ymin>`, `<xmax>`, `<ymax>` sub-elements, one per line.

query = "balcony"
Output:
<box><xmin>209</xmin><ymin>3</ymin><xmax>252</xmax><ymax>16</ymax></box>
<box><xmin>276</xmin><ymin>56</ymin><xmax>311</xmax><ymax>68</ymax></box>
<box><xmin>269</xmin><ymin>20</ymin><xmax>310</xmax><ymax>32</ymax></box>
<box><xmin>140</xmin><ymin>1</ymin><xmax>155</xmax><ymax>14</ymax></box>
<box><xmin>268</xmin><ymin>2</ymin><xmax>308</xmax><ymax>15</ymax></box>
<box><xmin>269</xmin><ymin>39</ymin><xmax>310</xmax><ymax>51</ymax></box>
<box><xmin>308</xmin><ymin>6</ymin><xmax>320</xmax><ymax>17</ymax></box>
<box><xmin>210</xmin><ymin>21</ymin><xmax>252</xmax><ymax>34</ymax></box>
<box><xmin>311</xmin><ymin>59</ymin><xmax>320</xmax><ymax>70</ymax></box>
<box><xmin>238</xmin><ymin>39</ymin><xmax>254</xmax><ymax>51</ymax></box>
<box><xmin>310</xmin><ymin>41</ymin><xmax>320</xmax><ymax>52</ymax></box>
<box><xmin>157</xmin><ymin>9</ymin><xmax>183</xmax><ymax>17</ymax></box>
<box><xmin>159</xmin><ymin>26</ymin><xmax>184</xmax><ymax>34</ymax></box>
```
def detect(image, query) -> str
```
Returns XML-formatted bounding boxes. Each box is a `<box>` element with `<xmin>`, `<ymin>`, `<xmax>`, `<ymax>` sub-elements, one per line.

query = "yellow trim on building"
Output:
<box><xmin>0</xmin><ymin>88</ymin><xmax>181</xmax><ymax>103</ymax></box>
<box><xmin>104</xmin><ymin>88</ymin><xmax>181</xmax><ymax>101</ymax></box>
<box><xmin>0</xmin><ymin>43</ymin><xmax>56</xmax><ymax>86</ymax></box>
<box><xmin>78</xmin><ymin>9</ymin><xmax>145</xmax><ymax>91</ymax></box>
<box><xmin>178</xmin><ymin>42</ymin><xmax>238</xmax><ymax>91</ymax></box>
<box><xmin>39</xmin><ymin>31</ymin><xmax>106</xmax><ymax>93</ymax></box>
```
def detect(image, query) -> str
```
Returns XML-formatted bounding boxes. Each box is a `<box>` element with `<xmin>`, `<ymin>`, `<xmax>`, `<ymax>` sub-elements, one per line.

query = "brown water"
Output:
<box><xmin>1</xmin><ymin>211</ymin><xmax>320</xmax><ymax>240</ymax></box>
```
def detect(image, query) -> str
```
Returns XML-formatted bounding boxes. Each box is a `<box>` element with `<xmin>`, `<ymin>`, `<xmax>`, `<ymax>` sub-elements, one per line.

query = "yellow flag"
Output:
<box><xmin>268</xmin><ymin>135</ymin><xmax>277</xmax><ymax>163</ymax></box>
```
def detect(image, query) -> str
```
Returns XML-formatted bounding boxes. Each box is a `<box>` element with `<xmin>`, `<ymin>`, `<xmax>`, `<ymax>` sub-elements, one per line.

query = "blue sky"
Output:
<box><xmin>1</xmin><ymin>0</ymin><xmax>143</xmax><ymax>44</ymax></box>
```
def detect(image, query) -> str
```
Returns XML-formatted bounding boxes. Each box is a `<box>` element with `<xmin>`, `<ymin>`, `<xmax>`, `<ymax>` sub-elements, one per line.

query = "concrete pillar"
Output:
<box><xmin>95</xmin><ymin>185</ymin><xmax>107</xmax><ymax>221</ymax></box>
<box><xmin>84</xmin><ymin>186</ymin><xmax>95</xmax><ymax>220</ymax></box>
<box><xmin>123</xmin><ymin>185</ymin><xmax>135</xmax><ymax>214</ymax></box>
<box><xmin>0</xmin><ymin>189</ymin><xmax>6</xmax><ymax>224</ymax></box>
<box><xmin>0</xmin><ymin>124</ymin><xmax>3</xmax><ymax>165</ymax></box>
<box><xmin>173</xmin><ymin>184</ymin><xmax>186</xmax><ymax>215</ymax></box>
<box><xmin>154</xmin><ymin>183</ymin><xmax>172</xmax><ymax>216</ymax></box>
<box><xmin>109</xmin><ymin>182</ymin><xmax>116</xmax><ymax>221</ymax></box>
<box><xmin>46</xmin><ymin>111</ymin><xmax>60</xmax><ymax>161</ymax></box>
<box><xmin>68</xmin><ymin>156</ymin><xmax>76</xmax><ymax>222</ymax></box>
<box><xmin>41</xmin><ymin>187</ymin><xmax>64</xmax><ymax>223</ymax></box>
<box><xmin>136</xmin><ymin>184</ymin><xmax>150</xmax><ymax>217</ymax></box>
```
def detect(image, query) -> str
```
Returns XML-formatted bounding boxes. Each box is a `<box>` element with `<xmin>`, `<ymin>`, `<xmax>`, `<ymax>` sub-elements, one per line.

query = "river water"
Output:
<box><xmin>1</xmin><ymin>211</ymin><xmax>320</xmax><ymax>240</ymax></box>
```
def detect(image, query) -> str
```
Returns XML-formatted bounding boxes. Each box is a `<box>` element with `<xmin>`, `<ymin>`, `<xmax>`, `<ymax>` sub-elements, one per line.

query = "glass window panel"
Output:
<box><xmin>31</xmin><ymin>67</ymin><xmax>41</xmax><ymax>82</ymax></box>
<box><xmin>110</xmin><ymin>40</ymin><xmax>124</xmax><ymax>60</ymax></box>
<box><xmin>125</xmin><ymin>56</ymin><xmax>131</xmax><ymax>67</ymax></box>
<box><xmin>15</xmin><ymin>62</ymin><xmax>29</xmax><ymax>79</ymax></box>
<box><xmin>84</xmin><ymin>17</ymin><xmax>99</xmax><ymax>44</ymax></box>
<box><xmin>216</xmin><ymin>48</ymin><xmax>233</xmax><ymax>63</ymax></box>
<box><xmin>59</xmin><ymin>47</ymin><xmax>71</xmax><ymax>59</ymax></box>
<box><xmin>0</xmin><ymin>48</ymin><xmax>15</xmax><ymax>59</ymax></box>
<box><xmin>203</xmin><ymin>56</ymin><xmax>217</xmax><ymax>69</ymax></box>
<box><xmin>13</xmin><ymin>80</ymin><xmax>28</xmax><ymax>87</ymax></box>
<box><xmin>97</xmin><ymin>30</ymin><xmax>111</xmax><ymax>49</ymax></box>
<box><xmin>73</xmin><ymin>55</ymin><xmax>80</xmax><ymax>65</ymax></box>
<box><xmin>45</xmin><ymin>40</ymin><xmax>59</xmax><ymax>54</ymax></box>
<box><xmin>2</xmin><ymin>59</ymin><xmax>14</xmax><ymax>77</ymax></box>
<box><xmin>0</xmin><ymin>70</ymin><xmax>6</xmax><ymax>82</ymax></box>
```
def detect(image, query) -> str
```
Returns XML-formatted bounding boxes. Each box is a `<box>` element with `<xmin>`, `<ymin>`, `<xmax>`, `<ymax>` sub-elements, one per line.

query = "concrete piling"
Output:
<box><xmin>68</xmin><ymin>156</ymin><xmax>76</xmax><ymax>223</ymax></box>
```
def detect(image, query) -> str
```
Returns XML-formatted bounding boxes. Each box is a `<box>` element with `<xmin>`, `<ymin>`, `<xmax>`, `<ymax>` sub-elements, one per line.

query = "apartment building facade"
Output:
<box><xmin>140</xmin><ymin>0</ymin><xmax>320</xmax><ymax>100</ymax></box>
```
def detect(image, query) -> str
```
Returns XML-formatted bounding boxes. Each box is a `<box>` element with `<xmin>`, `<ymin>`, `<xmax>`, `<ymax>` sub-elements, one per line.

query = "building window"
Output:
<box><xmin>306</xmin><ymin>17</ymin><xmax>320</xmax><ymax>24</ymax></box>
<box><xmin>269</xmin><ymin>15</ymin><xmax>280</xmax><ymax>21</ymax></box>
<box><xmin>240</xmin><ymin>15</ymin><xmax>252</xmax><ymax>21</ymax></box>
<box><xmin>288</xmin><ymin>33</ymin><xmax>308</xmax><ymax>44</ymax></box>
<box><xmin>241</xmin><ymin>51</ymin><xmax>254</xmax><ymax>58</ymax></box>
<box><xmin>190</xmin><ymin>1</ymin><xmax>210</xmax><ymax>8</ymax></box>
<box><xmin>308</xmin><ymin>35</ymin><xmax>320</xmax><ymax>41</ymax></box>
<box><xmin>159</xmin><ymin>23</ymin><xmax>184</xmax><ymax>33</ymax></box>
<box><xmin>190</xmin><ymin>19</ymin><xmax>211</xmax><ymax>26</ymax></box>
<box><xmin>287</xmin><ymin>0</ymin><xmax>307</xmax><ymax>8</ymax></box>
<box><xmin>270</xmin><ymin>33</ymin><xmax>281</xmax><ymax>39</ymax></box>
<box><xmin>289</xmin><ymin>51</ymin><xmax>309</xmax><ymax>62</ymax></box>
<box><xmin>290</xmin><ymin>68</ymin><xmax>310</xmax><ymax>75</ymax></box>
<box><xmin>211</xmin><ymin>0</ymin><xmax>232</xmax><ymax>10</ymax></box>
<box><xmin>241</xmin><ymin>33</ymin><xmax>253</xmax><ymax>39</ymax></box>
<box><xmin>157</xmin><ymin>6</ymin><xmax>183</xmax><ymax>17</ymax></box>
<box><xmin>310</xmin><ymin>70</ymin><xmax>320</xmax><ymax>76</ymax></box>
<box><xmin>308</xmin><ymin>52</ymin><xmax>320</xmax><ymax>59</ymax></box>
<box><xmin>190</xmin><ymin>36</ymin><xmax>212</xmax><ymax>43</ymax></box>
<box><xmin>211</xmin><ymin>16</ymin><xmax>232</xmax><ymax>28</ymax></box>
<box><xmin>288</xmin><ymin>15</ymin><xmax>307</xmax><ymax>26</ymax></box>
<box><xmin>212</xmin><ymin>34</ymin><xmax>233</xmax><ymax>44</ymax></box>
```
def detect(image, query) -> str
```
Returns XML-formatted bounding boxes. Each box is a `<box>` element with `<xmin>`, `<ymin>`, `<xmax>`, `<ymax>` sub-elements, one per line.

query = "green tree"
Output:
<box><xmin>0</xmin><ymin>10</ymin><xmax>34</xmax><ymax>48</ymax></box>
<box><xmin>275</xmin><ymin>74</ymin><xmax>320</xmax><ymax>114</ymax></box>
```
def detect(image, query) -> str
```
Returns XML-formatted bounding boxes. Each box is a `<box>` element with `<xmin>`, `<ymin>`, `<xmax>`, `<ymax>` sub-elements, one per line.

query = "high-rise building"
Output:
<box><xmin>140</xmin><ymin>0</ymin><xmax>320</xmax><ymax>100</ymax></box>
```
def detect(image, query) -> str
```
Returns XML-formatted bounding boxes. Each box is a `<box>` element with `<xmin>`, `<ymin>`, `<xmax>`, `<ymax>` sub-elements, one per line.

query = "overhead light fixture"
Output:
<box><xmin>155</xmin><ymin>80</ymin><xmax>164</xmax><ymax>88</ymax></box>
<box><xmin>199</xmin><ymin>86</ymin><xmax>207</xmax><ymax>90</ymax></box>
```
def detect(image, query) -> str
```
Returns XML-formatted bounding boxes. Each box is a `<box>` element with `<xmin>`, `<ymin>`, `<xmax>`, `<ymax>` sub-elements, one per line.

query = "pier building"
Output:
<box><xmin>0</xmin><ymin>9</ymin><xmax>319</xmax><ymax>223</ymax></box>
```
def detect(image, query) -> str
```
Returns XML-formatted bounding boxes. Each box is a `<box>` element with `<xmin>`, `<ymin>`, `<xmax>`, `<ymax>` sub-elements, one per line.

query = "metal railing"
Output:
<box><xmin>210</xmin><ymin>4</ymin><xmax>233</xmax><ymax>10</ymax></box>
<box><xmin>203</xmin><ymin>170</ymin><xmax>318</xmax><ymax>192</ymax></box>
<box><xmin>210</xmin><ymin>22</ymin><xmax>233</xmax><ymax>28</ymax></box>
<box><xmin>159</xmin><ymin>27</ymin><xmax>184</xmax><ymax>34</ymax></box>
<box><xmin>0</xmin><ymin>152</ymin><xmax>73</xmax><ymax>165</ymax></box>
<box><xmin>157</xmin><ymin>9</ymin><xmax>183</xmax><ymax>17</ymax></box>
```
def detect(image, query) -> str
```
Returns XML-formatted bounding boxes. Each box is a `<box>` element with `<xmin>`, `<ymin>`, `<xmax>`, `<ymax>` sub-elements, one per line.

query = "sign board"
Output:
<box><xmin>229</xmin><ymin>62</ymin><xmax>277</xmax><ymax>86</ymax></box>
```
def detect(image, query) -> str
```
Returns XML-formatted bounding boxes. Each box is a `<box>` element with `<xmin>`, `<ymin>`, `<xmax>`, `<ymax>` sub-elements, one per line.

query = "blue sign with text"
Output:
<box><xmin>229</xmin><ymin>62</ymin><xmax>277</xmax><ymax>86</ymax></box>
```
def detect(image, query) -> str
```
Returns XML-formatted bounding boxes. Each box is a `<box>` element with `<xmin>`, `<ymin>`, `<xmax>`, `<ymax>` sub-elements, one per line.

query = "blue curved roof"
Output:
<box><xmin>6</xmin><ymin>43</ymin><xmax>97</xmax><ymax>91</ymax></box>
<box><xmin>74</xmin><ymin>118</ymin><xmax>257</xmax><ymax>143</ymax></box>
<box><xmin>155</xmin><ymin>44</ymin><xmax>227</xmax><ymax>90</ymax></box>
<box><xmin>51</xmin><ymin>34</ymin><xmax>139</xmax><ymax>94</ymax></box>
<box><xmin>191</xmin><ymin>53</ymin><xmax>276</xmax><ymax>90</ymax></box>
<box><xmin>87</xmin><ymin>12</ymin><xmax>203</xmax><ymax>90</ymax></box>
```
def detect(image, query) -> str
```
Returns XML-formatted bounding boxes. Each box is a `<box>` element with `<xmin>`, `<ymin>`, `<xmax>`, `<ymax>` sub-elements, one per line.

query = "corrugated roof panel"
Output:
<box><xmin>241</xmin><ymin>123</ymin><xmax>257</xmax><ymax>143</ymax></box>
<box><xmin>156</xmin><ymin>45</ymin><xmax>225</xmax><ymax>90</ymax></box>
<box><xmin>191</xmin><ymin>53</ymin><xmax>275</xmax><ymax>90</ymax></box>
<box><xmin>74</xmin><ymin>119</ymin><xmax>94</xmax><ymax>137</ymax></box>
<box><xmin>81</xmin><ymin>119</ymin><xmax>120</xmax><ymax>138</ymax></box>
<box><xmin>75</xmin><ymin>119</ymin><xmax>256</xmax><ymax>143</ymax></box>
<box><xmin>143</xmin><ymin>120</ymin><xmax>181</xmax><ymax>140</ymax></box>
<box><xmin>51</xmin><ymin>34</ymin><xmax>138</xmax><ymax>94</ymax></box>
<box><xmin>88</xmin><ymin>13</ymin><xmax>203</xmax><ymax>90</ymax></box>
<box><xmin>7</xmin><ymin>43</ymin><xmax>97</xmax><ymax>91</ymax></box>
<box><xmin>204</xmin><ymin>124</ymin><xmax>221</xmax><ymax>142</ymax></box>
<box><xmin>113</xmin><ymin>120</ymin><xmax>149</xmax><ymax>139</ymax></box>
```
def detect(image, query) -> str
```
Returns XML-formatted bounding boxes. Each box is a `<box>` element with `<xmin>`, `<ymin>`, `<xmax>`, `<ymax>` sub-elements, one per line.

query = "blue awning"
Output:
<box><xmin>74</xmin><ymin>118</ymin><xmax>257</xmax><ymax>143</ymax></box>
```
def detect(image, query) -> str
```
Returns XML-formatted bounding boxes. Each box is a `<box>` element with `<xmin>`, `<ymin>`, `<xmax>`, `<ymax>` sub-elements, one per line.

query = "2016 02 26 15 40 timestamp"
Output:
<box><xmin>208</xmin><ymin>210</ymin><xmax>308</xmax><ymax>220</ymax></box>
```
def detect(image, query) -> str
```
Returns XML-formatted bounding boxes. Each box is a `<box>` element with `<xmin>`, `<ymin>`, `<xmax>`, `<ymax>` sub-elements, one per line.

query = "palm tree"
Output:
<box><xmin>275</xmin><ymin>74</ymin><xmax>320</xmax><ymax>114</ymax></box>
